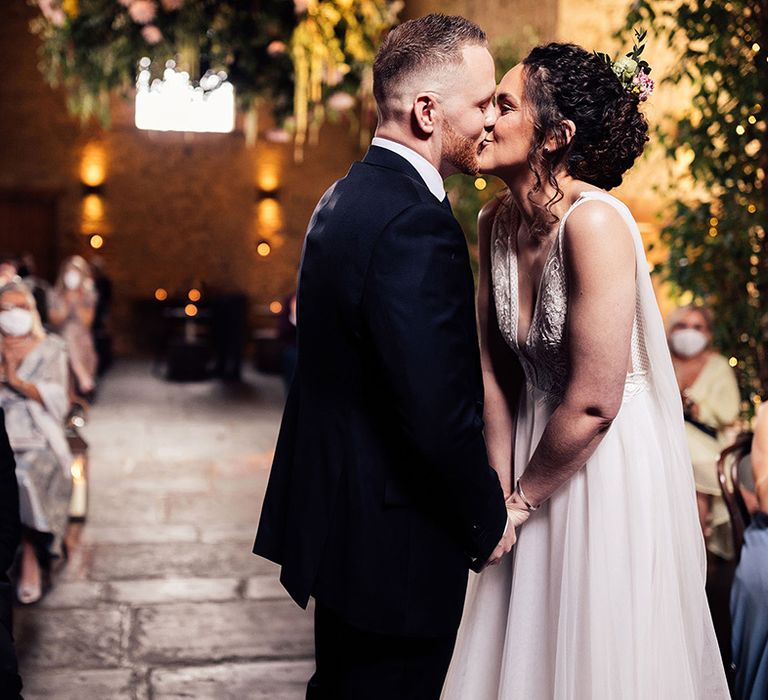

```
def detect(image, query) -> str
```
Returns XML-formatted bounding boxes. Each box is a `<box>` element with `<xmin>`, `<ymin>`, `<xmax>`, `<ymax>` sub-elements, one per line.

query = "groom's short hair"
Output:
<box><xmin>373</xmin><ymin>14</ymin><xmax>487</xmax><ymax>121</ymax></box>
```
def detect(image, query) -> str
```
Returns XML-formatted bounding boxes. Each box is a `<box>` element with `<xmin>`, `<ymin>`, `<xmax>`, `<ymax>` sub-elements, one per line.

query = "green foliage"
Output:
<box><xmin>30</xmin><ymin>0</ymin><xmax>298</xmax><ymax>124</ymax></box>
<box><xmin>27</xmin><ymin>0</ymin><xmax>397</xmax><ymax>132</ymax></box>
<box><xmin>623</xmin><ymin>0</ymin><xmax>768</xmax><ymax>411</ymax></box>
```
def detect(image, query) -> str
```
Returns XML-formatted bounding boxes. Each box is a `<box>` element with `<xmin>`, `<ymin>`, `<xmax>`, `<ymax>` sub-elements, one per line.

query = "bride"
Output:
<box><xmin>442</xmin><ymin>42</ymin><xmax>729</xmax><ymax>699</ymax></box>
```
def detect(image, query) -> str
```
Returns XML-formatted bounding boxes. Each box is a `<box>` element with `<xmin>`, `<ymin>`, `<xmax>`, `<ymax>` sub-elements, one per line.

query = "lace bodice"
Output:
<box><xmin>490</xmin><ymin>191</ymin><xmax>649</xmax><ymax>405</ymax></box>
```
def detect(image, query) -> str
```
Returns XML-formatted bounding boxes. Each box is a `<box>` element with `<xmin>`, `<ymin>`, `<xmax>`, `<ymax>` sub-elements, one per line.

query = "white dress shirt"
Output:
<box><xmin>371</xmin><ymin>137</ymin><xmax>446</xmax><ymax>202</ymax></box>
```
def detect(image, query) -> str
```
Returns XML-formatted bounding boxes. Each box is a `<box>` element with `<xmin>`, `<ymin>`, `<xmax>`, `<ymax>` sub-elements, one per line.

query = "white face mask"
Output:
<box><xmin>670</xmin><ymin>328</ymin><xmax>709</xmax><ymax>358</ymax></box>
<box><xmin>0</xmin><ymin>308</ymin><xmax>34</xmax><ymax>337</ymax></box>
<box><xmin>63</xmin><ymin>270</ymin><xmax>82</xmax><ymax>290</ymax></box>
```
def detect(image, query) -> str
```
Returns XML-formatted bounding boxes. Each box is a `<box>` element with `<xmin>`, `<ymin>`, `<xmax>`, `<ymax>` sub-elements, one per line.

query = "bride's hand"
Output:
<box><xmin>505</xmin><ymin>492</ymin><xmax>532</xmax><ymax>530</ymax></box>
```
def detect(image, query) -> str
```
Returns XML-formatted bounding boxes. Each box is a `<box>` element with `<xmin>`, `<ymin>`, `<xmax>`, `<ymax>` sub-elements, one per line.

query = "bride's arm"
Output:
<box><xmin>477</xmin><ymin>199</ymin><xmax>524</xmax><ymax>498</ymax></box>
<box><xmin>517</xmin><ymin>200</ymin><xmax>636</xmax><ymax>506</ymax></box>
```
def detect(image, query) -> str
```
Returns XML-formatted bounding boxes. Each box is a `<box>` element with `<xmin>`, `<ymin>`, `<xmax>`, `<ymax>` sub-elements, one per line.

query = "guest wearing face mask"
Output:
<box><xmin>48</xmin><ymin>255</ymin><xmax>98</xmax><ymax>397</ymax></box>
<box><xmin>668</xmin><ymin>304</ymin><xmax>741</xmax><ymax>559</ymax></box>
<box><xmin>0</xmin><ymin>281</ymin><xmax>72</xmax><ymax>605</ymax></box>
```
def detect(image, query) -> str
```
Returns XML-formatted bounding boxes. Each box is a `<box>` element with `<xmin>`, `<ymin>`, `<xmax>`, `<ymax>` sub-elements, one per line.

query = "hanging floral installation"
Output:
<box><xmin>29</xmin><ymin>0</ymin><xmax>401</xmax><ymax>154</ymax></box>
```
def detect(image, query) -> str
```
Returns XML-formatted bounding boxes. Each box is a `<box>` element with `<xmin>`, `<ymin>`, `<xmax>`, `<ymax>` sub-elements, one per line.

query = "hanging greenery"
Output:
<box><xmin>621</xmin><ymin>1</ymin><xmax>767</xmax><ymax>413</ymax></box>
<box><xmin>29</xmin><ymin>0</ymin><xmax>401</xmax><ymax>150</ymax></box>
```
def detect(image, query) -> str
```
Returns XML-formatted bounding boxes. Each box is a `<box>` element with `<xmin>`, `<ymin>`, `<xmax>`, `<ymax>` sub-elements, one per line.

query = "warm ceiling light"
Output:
<box><xmin>89</xmin><ymin>234</ymin><xmax>104</xmax><ymax>249</ymax></box>
<box><xmin>269</xmin><ymin>300</ymin><xmax>283</xmax><ymax>314</ymax></box>
<box><xmin>155</xmin><ymin>288</ymin><xmax>168</xmax><ymax>301</ymax></box>
<box><xmin>188</xmin><ymin>288</ymin><xmax>201</xmax><ymax>302</ymax></box>
<box><xmin>257</xmin><ymin>241</ymin><xmax>271</xmax><ymax>257</ymax></box>
<box><xmin>185</xmin><ymin>303</ymin><xmax>198</xmax><ymax>317</ymax></box>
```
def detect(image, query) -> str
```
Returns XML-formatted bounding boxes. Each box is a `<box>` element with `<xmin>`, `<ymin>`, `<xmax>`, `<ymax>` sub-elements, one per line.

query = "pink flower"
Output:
<box><xmin>637</xmin><ymin>72</ymin><xmax>655</xmax><ymax>101</ymax></box>
<box><xmin>267</xmin><ymin>41</ymin><xmax>287</xmax><ymax>56</ymax></box>
<box><xmin>141</xmin><ymin>24</ymin><xmax>163</xmax><ymax>44</ymax></box>
<box><xmin>265</xmin><ymin>128</ymin><xmax>291</xmax><ymax>143</ymax></box>
<box><xmin>38</xmin><ymin>0</ymin><xmax>65</xmax><ymax>24</ymax></box>
<box><xmin>160</xmin><ymin>0</ymin><xmax>183</xmax><ymax>10</ymax></box>
<box><xmin>128</xmin><ymin>0</ymin><xmax>156</xmax><ymax>24</ymax></box>
<box><xmin>50</xmin><ymin>8</ymin><xmax>66</xmax><ymax>26</ymax></box>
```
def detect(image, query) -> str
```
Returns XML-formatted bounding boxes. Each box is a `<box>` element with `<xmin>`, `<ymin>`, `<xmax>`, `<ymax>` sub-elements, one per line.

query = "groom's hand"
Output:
<box><xmin>483</xmin><ymin>513</ymin><xmax>517</xmax><ymax>568</ymax></box>
<box><xmin>483</xmin><ymin>494</ymin><xmax>532</xmax><ymax>568</ymax></box>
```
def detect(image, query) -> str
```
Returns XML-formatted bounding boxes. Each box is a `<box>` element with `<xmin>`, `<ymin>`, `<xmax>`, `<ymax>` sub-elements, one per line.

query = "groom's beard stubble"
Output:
<box><xmin>442</xmin><ymin>118</ymin><xmax>481</xmax><ymax>176</ymax></box>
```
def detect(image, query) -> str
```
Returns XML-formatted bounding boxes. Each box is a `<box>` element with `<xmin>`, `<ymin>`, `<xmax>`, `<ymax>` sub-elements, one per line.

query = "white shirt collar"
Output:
<box><xmin>370</xmin><ymin>137</ymin><xmax>446</xmax><ymax>202</ymax></box>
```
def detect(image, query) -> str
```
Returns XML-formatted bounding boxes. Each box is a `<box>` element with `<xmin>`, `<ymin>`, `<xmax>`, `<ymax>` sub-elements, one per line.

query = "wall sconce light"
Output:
<box><xmin>256</xmin><ymin>186</ymin><xmax>280</xmax><ymax>200</ymax></box>
<box><xmin>81</xmin><ymin>182</ymin><xmax>105</xmax><ymax>197</ymax></box>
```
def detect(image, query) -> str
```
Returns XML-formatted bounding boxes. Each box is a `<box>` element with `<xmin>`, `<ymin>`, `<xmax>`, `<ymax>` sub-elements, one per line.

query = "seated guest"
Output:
<box><xmin>0</xmin><ymin>258</ymin><xmax>18</xmax><ymax>288</ymax></box>
<box><xmin>0</xmin><ymin>409</ymin><xmax>22</xmax><ymax>697</ymax></box>
<box><xmin>0</xmin><ymin>281</ymin><xmax>72</xmax><ymax>605</ymax></box>
<box><xmin>89</xmin><ymin>256</ymin><xmax>113</xmax><ymax>375</ymax></box>
<box><xmin>667</xmin><ymin>303</ymin><xmax>741</xmax><ymax>558</ymax></box>
<box><xmin>731</xmin><ymin>404</ymin><xmax>768</xmax><ymax>699</ymax></box>
<box><xmin>18</xmin><ymin>253</ymin><xmax>51</xmax><ymax>327</ymax></box>
<box><xmin>48</xmin><ymin>256</ymin><xmax>98</xmax><ymax>397</ymax></box>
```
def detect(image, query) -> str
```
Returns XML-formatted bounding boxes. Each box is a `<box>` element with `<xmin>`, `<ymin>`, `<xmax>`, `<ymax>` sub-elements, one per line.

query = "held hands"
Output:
<box><xmin>483</xmin><ymin>492</ymin><xmax>533</xmax><ymax>568</ymax></box>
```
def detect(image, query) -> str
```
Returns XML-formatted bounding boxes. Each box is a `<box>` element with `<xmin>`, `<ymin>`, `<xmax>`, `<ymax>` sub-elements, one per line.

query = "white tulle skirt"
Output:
<box><xmin>442</xmin><ymin>380</ymin><xmax>729</xmax><ymax>700</ymax></box>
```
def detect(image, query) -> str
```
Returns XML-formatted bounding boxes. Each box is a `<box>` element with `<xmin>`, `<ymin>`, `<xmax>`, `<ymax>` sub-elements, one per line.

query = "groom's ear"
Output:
<box><xmin>411</xmin><ymin>93</ymin><xmax>438</xmax><ymax>136</ymax></box>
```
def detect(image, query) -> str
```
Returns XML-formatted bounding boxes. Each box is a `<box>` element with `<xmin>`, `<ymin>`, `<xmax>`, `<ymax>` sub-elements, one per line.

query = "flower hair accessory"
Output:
<box><xmin>595</xmin><ymin>28</ymin><xmax>655</xmax><ymax>102</ymax></box>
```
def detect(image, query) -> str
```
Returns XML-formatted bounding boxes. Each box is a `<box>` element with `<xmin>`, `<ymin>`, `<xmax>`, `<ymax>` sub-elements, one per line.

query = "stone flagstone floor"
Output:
<box><xmin>14</xmin><ymin>361</ymin><xmax>314</xmax><ymax>699</ymax></box>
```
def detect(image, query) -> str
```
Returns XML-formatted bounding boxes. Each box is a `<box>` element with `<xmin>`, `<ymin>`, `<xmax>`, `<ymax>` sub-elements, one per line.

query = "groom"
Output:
<box><xmin>254</xmin><ymin>14</ymin><xmax>513</xmax><ymax>699</ymax></box>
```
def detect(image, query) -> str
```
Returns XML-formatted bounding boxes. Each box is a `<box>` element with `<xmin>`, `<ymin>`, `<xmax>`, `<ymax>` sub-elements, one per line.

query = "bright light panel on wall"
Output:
<box><xmin>135</xmin><ymin>58</ymin><xmax>235</xmax><ymax>134</ymax></box>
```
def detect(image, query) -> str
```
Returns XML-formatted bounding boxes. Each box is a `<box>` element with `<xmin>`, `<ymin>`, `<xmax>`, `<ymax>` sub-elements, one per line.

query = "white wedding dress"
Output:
<box><xmin>442</xmin><ymin>191</ymin><xmax>730</xmax><ymax>699</ymax></box>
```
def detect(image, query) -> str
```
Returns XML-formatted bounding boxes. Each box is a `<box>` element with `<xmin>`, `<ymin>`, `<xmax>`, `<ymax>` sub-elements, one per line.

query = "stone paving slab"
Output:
<box><xmin>80</xmin><ymin>541</ymin><xmax>273</xmax><ymax>581</ymax></box>
<box><xmin>36</xmin><ymin>581</ymin><xmax>104</xmax><ymax>609</ymax></box>
<box><xmin>20</xmin><ymin>668</ymin><xmax>139</xmax><ymax>700</ymax></box>
<box><xmin>119</xmin><ymin>474</ymin><xmax>212</xmax><ymax>494</ymax></box>
<box><xmin>106</xmin><ymin>577</ymin><xmax>241</xmax><ymax>605</ymax></box>
<box><xmin>164</xmin><ymin>490</ymin><xmax>264</xmax><ymax>525</ymax></box>
<box><xmin>151</xmin><ymin>660</ymin><xmax>314</xmax><ymax>700</ymax></box>
<box><xmin>15</xmin><ymin>607</ymin><xmax>126</xmax><ymax>669</ymax></box>
<box><xmin>131</xmin><ymin>600</ymin><xmax>313</xmax><ymax>665</ymax></box>
<box><xmin>120</xmin><ymin>457</ymin><xmax>217</xmax><ymax>480</ymax></box>
<box><xmin>245</xmin><ymin>575</ymin><xmax>291</xmax><ymax>601</ymax></box>
<box><xmin>199</xmin><ymin>524</ymin><xmax>258</xmax><ymax>545</ymax></box>
<box><xmin>87</xmin><ymin>490</ymin><xmax>167</xmax><ymax>526</ymax></box>
<box><xmin>80</xmin><ymin>523</ymin><xmax>199</xmax><ymax>545</ymax></box>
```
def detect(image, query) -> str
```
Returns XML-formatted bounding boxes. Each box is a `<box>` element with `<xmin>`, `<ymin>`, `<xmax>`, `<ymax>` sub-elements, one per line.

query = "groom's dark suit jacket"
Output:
<box><xmin>254</xmin><ymin>146</ymin><xmax>507</xmax><ymax>638</ymax></box>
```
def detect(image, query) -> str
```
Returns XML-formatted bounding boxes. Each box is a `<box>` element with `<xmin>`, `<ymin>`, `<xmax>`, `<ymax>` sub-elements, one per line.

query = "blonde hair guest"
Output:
<box><xmin>0</xmin><ymin>281</ymin><xmax>72</xmax><ymax>605</ymax></box>
<box><xmin>667</xmin><ymin>303</ymin><xmax>741</xmax><ymax>559</ymax></box>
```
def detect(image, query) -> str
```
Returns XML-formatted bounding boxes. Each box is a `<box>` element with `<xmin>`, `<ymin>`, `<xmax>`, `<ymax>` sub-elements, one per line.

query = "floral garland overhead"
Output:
<box><xmin>30</xmin><ymin>0</ymin><xmax>401</xmax><ymax>152</ymax></box>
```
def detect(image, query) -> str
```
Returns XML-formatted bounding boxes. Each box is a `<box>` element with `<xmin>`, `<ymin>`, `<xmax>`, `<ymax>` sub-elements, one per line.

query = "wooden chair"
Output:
<box><xmin>717</xmin><ymin>432</ymin><xmax>754</xmax><ymax>562</ymax></box>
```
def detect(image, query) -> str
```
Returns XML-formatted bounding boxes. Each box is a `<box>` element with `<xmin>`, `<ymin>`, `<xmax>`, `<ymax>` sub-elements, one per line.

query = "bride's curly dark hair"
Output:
<box><xmin>521</xmin><ymin>42</ymin><xmax>649</xmax><ymax>235</ymax></box>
